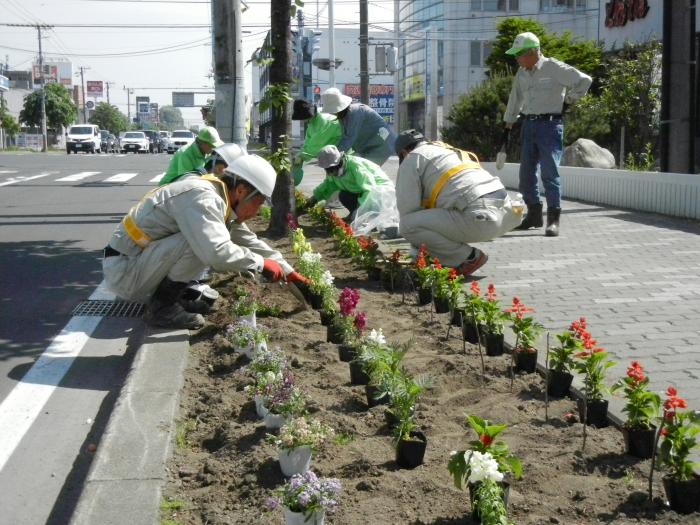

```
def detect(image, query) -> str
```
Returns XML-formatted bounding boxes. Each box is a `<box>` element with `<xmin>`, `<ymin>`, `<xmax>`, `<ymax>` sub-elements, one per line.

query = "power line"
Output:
<box><xmin>1</xmin><ymin>22</ymin><xmax>209</xmax><ymax>28</ymax></box>
<box><xmin>0</xmin><ymin>38</ymin><xmax>211</xmax><ymax>58</ymax></box>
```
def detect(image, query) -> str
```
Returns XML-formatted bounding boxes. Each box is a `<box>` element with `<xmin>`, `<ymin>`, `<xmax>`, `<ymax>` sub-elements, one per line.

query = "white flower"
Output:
<box><xmin>300</xmin><ymin>252</ymin><xmax>322</xmax><ymax>264</ymax></box>
<box><xmin>467</xmin><ymin>451</ymin><xmax>503</xmax><ymax>484</ymax></box>
<box><xmin>321</xmin><ymin>270</ymin><xmax>334</xmax><ymax>287</ymax></box>
<box><xmin>367</xmin><ymin>328</ymin><xmax>386</xmax><ymax>345</ymax></box>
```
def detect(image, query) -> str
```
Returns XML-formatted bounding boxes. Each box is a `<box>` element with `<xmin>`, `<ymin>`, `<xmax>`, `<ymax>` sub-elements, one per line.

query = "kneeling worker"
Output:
<box><xmin>160</xmin><ymin>126</ymin><xmax>224</xmax><ymax>186</ymax></box>
<box><xmin>304</xmin><ymin>145</ymin><xmax>392</xmax><ymax>223</ymax></box>
<box><xmin>103</xmin><ymin>155</ymin><xmax>308</xmax><ymax>329</ymax></box>
<box><xmin>395</xmin><ymin>130</ymin><xmax>523</xmax><ymax>277</ymax></box>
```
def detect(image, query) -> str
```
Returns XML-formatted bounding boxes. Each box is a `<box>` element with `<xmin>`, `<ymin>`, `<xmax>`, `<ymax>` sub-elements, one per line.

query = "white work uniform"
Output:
<box><xmin>396</xmin><ymin>143</ymin><xmax>522</xmax><ymax>267</ymax></box>
<box><xmin>103</xmin><ymin>175</ymin><xmax>292</xmax><ymax>302</ymax></box>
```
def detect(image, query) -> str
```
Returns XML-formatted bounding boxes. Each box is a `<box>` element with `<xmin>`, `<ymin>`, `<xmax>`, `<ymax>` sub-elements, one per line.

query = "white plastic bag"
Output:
<box><xmin>351</xmin><ymin>182</ymin><xmax>400</xmax><ymax>236</ymax></box>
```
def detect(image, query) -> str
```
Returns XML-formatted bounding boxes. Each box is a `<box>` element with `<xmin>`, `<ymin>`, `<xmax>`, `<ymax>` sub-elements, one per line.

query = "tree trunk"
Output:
<box><xmin>268</xmin><ymin>0</ymin><xmax>293</xmax><ymax>238</ymax></box>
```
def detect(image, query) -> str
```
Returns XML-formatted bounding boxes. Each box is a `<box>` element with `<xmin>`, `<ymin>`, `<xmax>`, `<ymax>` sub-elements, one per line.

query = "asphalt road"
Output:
<box><xmin>0</xmin><ymin>151</ymin><xmax>170</xmax><ymax>524</ymax></box>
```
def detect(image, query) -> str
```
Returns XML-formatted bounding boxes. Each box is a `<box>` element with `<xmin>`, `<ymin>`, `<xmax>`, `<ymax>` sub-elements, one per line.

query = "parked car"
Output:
<box><xmin>159</xmin><ymin>130</ymin><xmax>171</xmax><ymax>152</ymax></box>
<box><xmin>167</xmin><ymin>129</ymin><xmax>196</xmax><ymax>154</ymax></box>
<box><xmin>66</xmin><ymin>124</ymin><xmax>101</xmax><ymax>154</ymax></box>
<box><xmin>120</xmin><ymin>131</ymin><xmax>150</xmax><ymax>154</ymax></box>
<box><xmin>101</xmin><ymin>132</ymin><xmax>117</xmax><ymax>153</ymax></box>
<box><xmin>142</xmin><ymin>130</ymin><xmax>162</xmax><ymax>153</ymax></box>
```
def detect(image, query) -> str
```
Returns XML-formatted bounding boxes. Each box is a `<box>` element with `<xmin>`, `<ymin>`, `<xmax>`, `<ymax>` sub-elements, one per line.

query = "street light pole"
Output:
<box><xmin>78</xmin><ymin>66</ymin><xmax>89</xmax><ymax>123</ymax></box>
<box><xmin>37</xmin><ymin>25</ymin><xmax>48</xmax><ymax>152</ymax></box>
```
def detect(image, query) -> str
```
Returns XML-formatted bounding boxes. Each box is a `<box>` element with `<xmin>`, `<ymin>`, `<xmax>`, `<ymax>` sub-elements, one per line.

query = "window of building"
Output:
<box><xmin>470</xmin><ymin>41</ymin><xmax>492</xmax><ymax>67</ymax></box>
<box><xmin>540</xmin><ymin>0</ymin><xmax>585</xmax><ymax>11</ymax></box>
<box><xmin>471</xmin><ymin>0</ymin><xmax>518</xmax><ymax>11</ymax></box>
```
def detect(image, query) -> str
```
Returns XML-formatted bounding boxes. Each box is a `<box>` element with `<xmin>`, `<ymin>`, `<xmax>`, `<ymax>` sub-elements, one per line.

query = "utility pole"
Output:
<box><xmin>77</xmin><ymin>66</ymin><xmax>90</xmax><ymax>123</ymax></box>
<box><xmin>124</xmin><ymin>85</ymin><xmax>132</xmax><ymax>122</ymax></box>
<box><xmin>6</xmin><ymin>24</ymin><xmax>53</xmax><ymax>151</ymax></box>
<box><xmin>328</xmin><ymin>0</ymin><xmax>336</xmax><ymax>87</ymax></box>
<box><xmin>105</xmin><ymin>81</ymin><xmax>113</xmax><ymax>105</ymax></box>
<box><xmin>212</xmin><ymin>0</ymin><xmax>246</xmax><ymax>145</ymax></box>
<box><xmin>359</xmin><ymin>0</ymin><xmax>369</xmax><ymax>104</ymax></box>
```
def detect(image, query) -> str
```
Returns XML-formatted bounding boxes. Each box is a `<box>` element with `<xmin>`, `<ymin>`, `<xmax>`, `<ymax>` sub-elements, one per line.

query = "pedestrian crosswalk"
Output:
<box><xmin>0</xmin><ymin>171</ymin><xmax>165</xmax><ymax>187</ymax></box>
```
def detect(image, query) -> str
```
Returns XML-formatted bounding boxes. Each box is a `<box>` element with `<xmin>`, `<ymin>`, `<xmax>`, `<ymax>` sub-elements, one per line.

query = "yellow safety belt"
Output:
<box><xmin>421</xmin><ymin>145</ymin><xmax>481</xmax><ymax>209</ymax></box>
<box><xmin>122</xmin><ymin>174</ymin><xmax>231</xmax><ymax>248</ymax></box>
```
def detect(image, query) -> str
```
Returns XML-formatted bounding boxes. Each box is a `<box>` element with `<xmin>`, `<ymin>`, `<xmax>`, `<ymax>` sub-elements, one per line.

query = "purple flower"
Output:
<box><xmin>266</xmin><ymin>497</ymin><xmax>280</xmax><ymax>510</ymax></box>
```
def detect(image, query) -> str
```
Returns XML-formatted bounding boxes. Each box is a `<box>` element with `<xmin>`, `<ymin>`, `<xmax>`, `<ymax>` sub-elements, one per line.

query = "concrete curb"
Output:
<box><xmin>70</xmin><ymin>327</ymin><xmax>190</xmax><ymax>525</ymax></box>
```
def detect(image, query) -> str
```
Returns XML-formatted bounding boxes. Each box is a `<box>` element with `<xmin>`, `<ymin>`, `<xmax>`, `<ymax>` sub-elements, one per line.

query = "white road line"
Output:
<box><xmin>102</xmin><ymin>172</ymin><xmax>138</xmax><ymax>183</ymax></box>
<box><xmin>0</xmin><ymin>283</ymin><xmax>116</xmax><ymax>472</ymax></box>
<box><xmin>55</xmin><ymin>171</ymin><xmax>101</xmax><ymax>182</ymax></box>
<box><xmin>0</xmin><ymin>172</ymin><xmax>54</xmax><ymax>188</ymax></box>
<box><xmin>0</xmin><ymin>170</ymin><xmax>18</xmax><ymax>174</ymax></box>
<box><xmin>149</xmin><ymin>172</ymin><xmax>164</xmax><ymax>183</ymax></box>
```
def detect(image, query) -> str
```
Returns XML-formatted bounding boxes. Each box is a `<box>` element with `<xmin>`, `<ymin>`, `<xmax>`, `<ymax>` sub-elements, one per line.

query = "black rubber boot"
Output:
<box><xmin>515</xmin><ymin>202</ymin><xmax>544</xmax><ymax>230</ymax></box>
<box><xmin>144</xmin><ymin>278</ymin><xmax>205</xmax><ymax>329</ymax></box>
<box><xmin>545</xmin><ymin>207</ymin><xmax>561</xmax><ymax>237</ymax></box>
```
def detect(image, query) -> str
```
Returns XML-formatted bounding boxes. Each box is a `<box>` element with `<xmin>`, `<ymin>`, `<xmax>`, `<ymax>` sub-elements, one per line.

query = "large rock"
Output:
<box><xmin>561</xmin><ymin>138</ymin><xmax>616</xmax><ymax>169</ymax></box>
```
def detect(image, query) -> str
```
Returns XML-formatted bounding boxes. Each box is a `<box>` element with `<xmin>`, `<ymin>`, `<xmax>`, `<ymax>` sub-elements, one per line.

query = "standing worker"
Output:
<box><xmin>503</xmin><ymin>32</ymin><xmax>592</xmax><ymax>237</ymax></box>
<box><xmin>321</xmin><ymin>87</ymin><xmax>396</xmax><ymax>167</ymax></box>
<box><xmin>394</xmin><ymin>130</ymin><xmax>522</xmax><ymax>277</ymax></box>
<box><xmin>290</xmin><ymin>99</ymin><xmax>342</xmax><ymax>185</ymax></box>
<box><xmin>103</xmin><ymin>155</ymin><xmax>309</xmax><ymax>329</ymax></box>
<box><xmin>160</xmin><ymin>126</ymin><xmax>224</xmax><ymax>185</ymax></box>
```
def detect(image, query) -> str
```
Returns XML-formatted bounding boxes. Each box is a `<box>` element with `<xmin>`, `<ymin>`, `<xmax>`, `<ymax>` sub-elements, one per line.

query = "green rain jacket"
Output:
<box><xmin>312</xmin><ymin>154</ymin><xmax>390</xmax><ymax>205</ymax></box>
<box><xmin>160</xmin><ymin>141</ymin><xmax>207</xmax><ymax>186</ymax></box>
<box><xmin>293</xmin><ymin>113</ymin><xmax>342</xmax><ymax>185</ymax></box>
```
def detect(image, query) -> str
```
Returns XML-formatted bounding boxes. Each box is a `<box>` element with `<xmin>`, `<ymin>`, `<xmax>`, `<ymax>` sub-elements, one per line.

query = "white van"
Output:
<box><xmin>66</xmin><ymin>124</ymin><xmax>101</xmax><ymax>154</ymax></box>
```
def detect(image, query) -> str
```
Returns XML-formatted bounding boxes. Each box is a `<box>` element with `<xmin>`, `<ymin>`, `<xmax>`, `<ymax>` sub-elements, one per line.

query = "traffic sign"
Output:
<box><xmin>172</xmin><ymin>92</ymin><xmax>195</xmax><ymax>107</ymax></box>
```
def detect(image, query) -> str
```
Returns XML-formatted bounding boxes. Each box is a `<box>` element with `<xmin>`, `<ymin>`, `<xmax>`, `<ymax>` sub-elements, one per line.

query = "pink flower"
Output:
<box><xmin>354</xmin><ymin>311</ymin><xmax>367</xmax><ymax>331</ymax></box>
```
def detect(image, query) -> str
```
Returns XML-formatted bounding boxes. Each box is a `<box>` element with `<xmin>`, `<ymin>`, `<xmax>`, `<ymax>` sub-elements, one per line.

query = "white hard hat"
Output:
<box><xmin>320</xmin><ymin>87</ymin><xmax>352</xmax><ymax>114</ymax></box>
<box><xmin>212</xmin><ymin>143</ymin><xmax>246</xmax><ymax>166</ymax></box>
<box><xmin>317</xmin><ymin>145</ymin><xmax>343</xmax><ymax>169</ymax></box>
<box><xmin>224</xmin><ymin>154</ymin><xmax>277</xmax><ymax>198</ymax></box>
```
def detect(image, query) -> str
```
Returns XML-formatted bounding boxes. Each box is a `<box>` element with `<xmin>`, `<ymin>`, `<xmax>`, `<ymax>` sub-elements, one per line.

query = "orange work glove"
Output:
<box><xmin>262</xmin><ymin>259</ymin><xmax>284</xmax><ymax>282</ymax></box>
<box><xmin>286</xmin><ymin>271</ymin><xmax>311</xmax><ymax>286</ymax></box>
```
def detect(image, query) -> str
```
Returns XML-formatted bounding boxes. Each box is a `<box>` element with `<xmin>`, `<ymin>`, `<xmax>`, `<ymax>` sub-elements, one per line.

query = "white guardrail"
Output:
<box><xmin>482</xmin><ymin>162</ymin><xmax>700</xmax><ymax>221</ymax></box>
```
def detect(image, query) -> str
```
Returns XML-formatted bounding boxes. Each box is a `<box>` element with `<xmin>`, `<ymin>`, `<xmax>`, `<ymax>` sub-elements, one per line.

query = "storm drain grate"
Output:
<box><xmin>72</xmin><ymin>300</ymin><xmax>144</xmax><ymax>318</ymax></box>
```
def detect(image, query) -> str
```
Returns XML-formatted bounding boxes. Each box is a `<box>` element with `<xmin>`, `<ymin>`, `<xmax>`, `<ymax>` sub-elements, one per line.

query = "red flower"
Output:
<box><xmin>626</xmin><ymin>361</ymin><xmax>645</xmax><ymax>384</ymax></box>
<box><xmin>667</xmin><ymin>386</ymin><xmax>677</xmax><ymax>397</ymax></box>
<box><xmin>448</xmin><ymin>268</ymin><xmax>458</xmax><ymax>281</ymax></box>
<box><xmin>485</xmin><ymin>283</ymin><xmax>497</xmax><ymax>301</ymax></box>
<box><xmin>433</xmin><ymin>258</ymin><xmax>443</xmax><ymax>270</ymax></box>
<box><xmin>286</xmin><ymin>212</ymin><xmax>299</xmax><ymax>231</ymax></box>
<box><xmin>354</xmin><ymin>311</ymin><xmax>367</xmax><ymax>331</ymax></box>
<box><xmin>470</xmin><ymin>280</ymin><xmax>481</xmax><ymax>295</ymax></box>
<box><xmin>416</xmin><ymin>255</ymin><xmax>427</xmax><ymax>269</ymax></box>
<box><xmin>659</xmin><ymin>427</ymin><xmax>669</xmax><ymax>436</ymax></box>
<box><xmin>479</xmin><ymin>434</ymin><xmax>494</xmax><ymax>447</ymax></box>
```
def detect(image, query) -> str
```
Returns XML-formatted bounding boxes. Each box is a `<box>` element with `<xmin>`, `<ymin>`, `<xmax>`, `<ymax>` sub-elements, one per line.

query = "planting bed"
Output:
<box><xmin>162</xmin><ymin>215</ymin><xmax>697</xmax><ymax>525</ymax></box>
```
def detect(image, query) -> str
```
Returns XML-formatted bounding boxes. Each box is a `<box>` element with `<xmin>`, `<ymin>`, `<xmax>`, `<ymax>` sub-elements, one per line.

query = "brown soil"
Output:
<box><xmin>162</xmin><ymin>215</ymin><xmax>699</xmax><ymax>525</ymax></box>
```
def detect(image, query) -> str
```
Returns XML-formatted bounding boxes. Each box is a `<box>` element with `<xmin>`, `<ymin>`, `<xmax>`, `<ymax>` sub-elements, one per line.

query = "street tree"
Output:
<box><xmin>89</xmin><ymin>102</ymin><xmax>129</xmax><ymax>134</ymax></box>
<box><xmin>19</xmin><ymin>82</ymin><xmax>77</xmax><ymax>130</ymax></box>
<box><xmin>265</xmin><ymin>0</ymin><xmax>296</xmax><ymax>237</ymax></box>
<box><xmin>0</xmin><ymin>98</ymin><xmax>20</xmax><ymax>138</ymax></box>
<box><xmin>159</xmin><ymin>105</ymin><xmax>184</xmax><ymax>130</ymax></box>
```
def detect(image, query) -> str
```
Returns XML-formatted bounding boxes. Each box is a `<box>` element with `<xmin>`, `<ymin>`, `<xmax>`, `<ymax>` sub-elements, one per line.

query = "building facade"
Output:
<box><xmin>396</xmin><ymin>0</ymin><xmax>661</xmax><ymax>137</ymax></box>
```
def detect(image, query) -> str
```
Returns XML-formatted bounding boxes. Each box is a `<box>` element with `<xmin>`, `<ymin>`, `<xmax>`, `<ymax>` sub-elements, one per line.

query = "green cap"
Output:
<box><xmin>505</xmin><ymin>32</ymin><xmax>540</xmax><ymax>56</ymax></box>
<box><xmin>197</xmin><ymin>126</ymin><xmax>224</xmax><ymax>147</ymax></box>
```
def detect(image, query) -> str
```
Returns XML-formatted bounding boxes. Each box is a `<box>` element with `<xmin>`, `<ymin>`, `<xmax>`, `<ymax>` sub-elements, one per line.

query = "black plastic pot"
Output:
<box><xmin>319</xmin><ymin>311</ymin><xmax>334</xmax><ymax>326</ymax></box>
<box><xmin>547</xmin><ymin>369</ymin><xmax>574</xmax><ymax>398</ymax></box>
<box><xmin>484</xmin><ymin>332</ymin><xmax>505</xmax><ymax>356</ymax></box>
<box><xmin>622</xmin><ymin>425</ymin><xmax>657</xmax><ymax>459</ymax></box>
<box><xmin>433</xmin><ymin>296</ymin><xmax>450</xmax><ymax>314</ymax></box>
<box><xmin>349</xmin><ymin>361</ymin><xmax>369</xmax><ymax>385</ymax></box>
<box><xmin>294</xmin><ymin>281</ymin><xmax>311</xmax><ymax>301</ymax></box>
<box><xmin>462</xmin><ymin>320</ymin><xmax>479</xmax><ymax>344</ymax></box>
<box><xmin>338</xmin><ymin>343</ymin><xmax>356</xmax><ymax>362</ymax></box>
<box><xmin>514</xmin><ymin>348</ymin><xmax>538</xmax><ymax>373</ymax></box>
<box><xmin>663</xmin><ymin>474</ymin><xmax>700</xmax><ymax>514</ymax></box>
<box><xmin>417</xmin><ymin>286</ymin><xmax>432</xmax><ymax>306</ymax></box>
<box><xmin>326</xmin><ymin>324</ymin><xmax>345</xmax><ymax>344</ymax></box>
<box><xmin>367</xmin><ymin>267</ymin><xmax>382</xmax><ymax>281</ymax></box>
<box><xmin>365</xmin><ymin>385</ymin><xmax>390</xmax><ymax>408</ymax></box>
<box><xmin>450</xmin><ymin>309</ymin><xmax>463</xmax><ymax>327</ymax></box>
<box><xmin>577</xmin><ymin>398</ymin><xmax>609</xmax><ymax>428</ymax></box>
<box><xmin>382</xmin><ymin>271</ymin><xmax>407</xmax><ymax>293</ymax></box>
<box><xmin>395</xmin><ymin>430</ymin><xmax>427</xmax><ymax>469</ymax></box>
<box><xmin>308</xmin><ymin>291</ymin><xmax>323</xmax><ymax>310</ymax></box>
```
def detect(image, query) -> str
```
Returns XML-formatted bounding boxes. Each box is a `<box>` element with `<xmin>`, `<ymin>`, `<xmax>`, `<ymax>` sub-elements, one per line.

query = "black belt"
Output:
<box><xmin>481</xmin><ymin>189</ymin><xmax>508</xmax><ymax>199</ymax></box>
<box><xmin>103</xmin><ymin>245</ymin><xmax>122</xmax><ymax>258</ymax></box>
<box><xmin>523</xmin><ymin>113</ymin><xmax>562</xmax><ymax>121</ymax></box>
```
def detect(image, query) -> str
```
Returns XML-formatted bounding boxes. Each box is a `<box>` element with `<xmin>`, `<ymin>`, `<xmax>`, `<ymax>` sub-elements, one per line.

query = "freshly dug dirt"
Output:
<box><xmin>162</xmin><ymin>215</ymin><xmax>699</xmax><ymax>525</ymax></box>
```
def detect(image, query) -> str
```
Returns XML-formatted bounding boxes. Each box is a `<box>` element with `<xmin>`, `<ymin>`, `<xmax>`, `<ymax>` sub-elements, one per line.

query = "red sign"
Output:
<box><xmin>343</xmin><ymin>84</ymin><xmax>394</xmax><ymax>97</ymax></box>
<box><xmin>313</xmin><ymin>85</ymin><xmax>321</xmax><ymax>94</ymax></box>
<box><xmin>86</xmin><ymin>80</ymin><xmax>103</xmax><ymax>97</ymax></box>
<box><xmin>605</xmin><ymin>0</ymin><xmax>649</xmax><ymax>28</ymax></box>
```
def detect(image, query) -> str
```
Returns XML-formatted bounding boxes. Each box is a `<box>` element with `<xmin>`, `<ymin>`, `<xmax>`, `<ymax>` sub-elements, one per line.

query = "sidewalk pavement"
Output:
<box><xmin>70</xmin><ymin>160</ymin><xmax>700</xmax><ymax>523</ymax></box>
